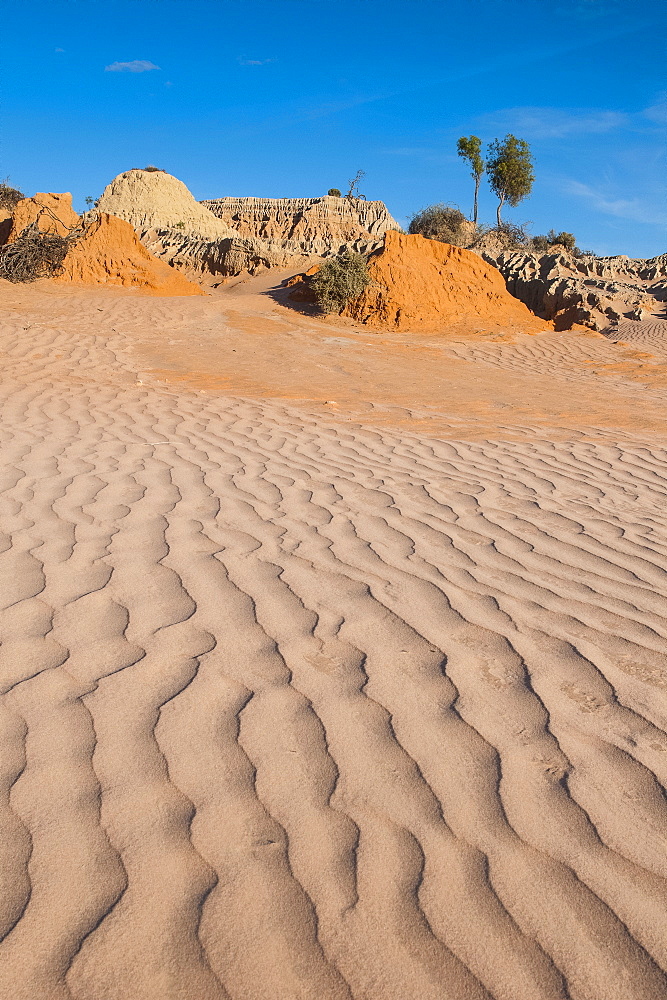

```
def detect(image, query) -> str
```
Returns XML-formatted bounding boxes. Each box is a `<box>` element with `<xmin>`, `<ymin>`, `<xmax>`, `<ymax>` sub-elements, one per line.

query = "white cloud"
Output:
<box><xmin>564</xmin><ymin>179</ymin><xmax>667</xmax><ymax>226</ymax></box>
<box><xmin>238</xmin><ymin>56</ymin><xmax>275</xmax><ymax>66</ymax></box>
<box><xmin>55</xmin><ymin>47</ymin><xmax>65</xmax><ymax>53</ymax></box>
<box><xmin>642</xmin><ymin>95</ymin><xmax>667</xmax><ymax>125</ymax></box>
<box><xmin>105</xmin><ymin>60</ymin><xmax>160</xmax><ymax>73</ymax></box>
<box><xmin>474</xmin><ymin>106</ymin><xmax>627</xmax><ymax>139</ymax></box>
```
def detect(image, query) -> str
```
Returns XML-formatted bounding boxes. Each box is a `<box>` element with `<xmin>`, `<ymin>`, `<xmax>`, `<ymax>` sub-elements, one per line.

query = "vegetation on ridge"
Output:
<box><xmin>485</xmin><ymin>134</ymin><xmax>534</xmax><ymax>226</ymax></box>
<box><xmin>456</xmin><ymin>137</ymin><xmax>485</xmax><ymax>225</ymax></box>
<box><xmin>0</xmin><ymin>207</ymin><xmax>85</xmax><ymax>283</ymax></box>
<box><xmin>0</xmin><ymin>178</ymin><xmax>24</xmax><ymax>213</ymax></box>
<box><xmin>408</xmin><ymin>204</ymin><xmax>469</xmax><ymax>246</ymax></box>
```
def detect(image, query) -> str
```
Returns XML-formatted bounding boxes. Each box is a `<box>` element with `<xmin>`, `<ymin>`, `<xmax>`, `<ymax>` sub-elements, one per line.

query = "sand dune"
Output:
<box><xmin>1</xmin><ymin>279</ymin><xmax>667</xmax><ymax>999</ymax></box>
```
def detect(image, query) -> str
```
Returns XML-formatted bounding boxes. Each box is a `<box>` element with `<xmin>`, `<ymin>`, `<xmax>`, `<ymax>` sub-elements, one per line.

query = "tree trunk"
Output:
<box><xmin>473</xmin><ymin>175</ymin><xmax>479</xmax><ymax>226</ymax></box>
<box><xmin>496</xmin><ymin>192</ymin><xmax>505</xmax><ymax>226</ymax></box>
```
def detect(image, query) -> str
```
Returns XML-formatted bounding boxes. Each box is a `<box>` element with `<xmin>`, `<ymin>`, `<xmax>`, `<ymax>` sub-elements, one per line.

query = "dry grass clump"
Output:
<box><xmin>0</xmin><ymin>179</ymin><xmax>24</xmax><ymax>213</ymax></box>
<box><xmin>311</xmin><ymin>250</ymin><xmax>370</xmax><ymax>313</ymax></box>
<box><xmin>0</xmin><ymin>206</ymin><xmax>85</xmax><ymax>283</ymax></box>
<box><xmin>408</xmin><ymin>203</ymin><xmax>469</xmax><ymax>246</ymax></box>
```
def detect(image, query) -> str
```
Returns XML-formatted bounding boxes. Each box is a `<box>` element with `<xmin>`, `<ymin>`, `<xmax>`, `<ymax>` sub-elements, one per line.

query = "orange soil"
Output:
<box><xmin>342</xmin><ymin>230</ymin><xmax>552</xmax><ymax>334</ymax></box>
<box><xmin>6</xmin><ymin>193</ymin><xmax>203</xmax><ymax>296</ymax></box>
<box><xmin>7</xmin><ymin>192</ymin><xmax>80</xmax><ymax>241</ymax></box>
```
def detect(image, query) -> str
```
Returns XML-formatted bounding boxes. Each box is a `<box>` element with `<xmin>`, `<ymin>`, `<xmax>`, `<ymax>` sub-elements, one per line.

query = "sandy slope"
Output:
<box><xmin>1</xmin><ymin>279</ymin><xmax>667</xmax><ymax>1000</ymax></box>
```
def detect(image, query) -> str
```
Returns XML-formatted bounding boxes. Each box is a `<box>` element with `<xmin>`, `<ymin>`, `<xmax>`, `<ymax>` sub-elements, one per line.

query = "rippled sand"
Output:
<box><xmin>1</xmin><ymin>277</ymin><xmax>666</xmax><ymax>1000</ymax></box>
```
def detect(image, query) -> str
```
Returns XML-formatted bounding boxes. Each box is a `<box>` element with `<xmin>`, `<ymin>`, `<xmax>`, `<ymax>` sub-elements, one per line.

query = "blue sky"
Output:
<box><xmin>2</xmin><ymin>0</ymin><xmax>665</xmax><ymax>257</ymax></box>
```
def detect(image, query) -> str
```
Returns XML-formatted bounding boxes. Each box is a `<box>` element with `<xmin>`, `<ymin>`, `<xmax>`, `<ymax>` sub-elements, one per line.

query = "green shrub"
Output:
<box><xmin>531</xmin><ymin>230</ymin><xmax>578</xmax><ymax>254</ymax></box>
<box><xmin>408</xmin><ymin>203</ymin><xmax>469</xmax><ymax>245</ymax></box>
<box><xmin>143</xmin><ymin>165</ymin><xmax>165</xmax><ymax>173</ymax></box>
<box><xmin>0</xmin><ymin>178</ymin><xmax>24</xmax><ymax>212</ymax></box>
<box><xmin>328</xmin><ymin>188</ymin><xmax>341</xmax><ymax>197</ymax></box>
<box><xmin>547</xmin><ymin>229</ymin><xmax>577</xmax><ymax>251</ymax></box>
<box><xmin>174</xmin><ymin>221</ymin><xmax>185</xmax><ymax>229</ymax></box>
<box><xmin>311</xmin><ymin>250</ymin><xmax>370</xmax><ymax>314</ymax></box>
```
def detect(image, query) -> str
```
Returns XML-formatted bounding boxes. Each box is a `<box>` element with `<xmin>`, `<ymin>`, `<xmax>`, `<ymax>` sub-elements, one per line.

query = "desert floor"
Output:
<box><xmin>1</xmin><ymin>272</ymin><xmax>667</xmax><ymax>1000</ymax></box>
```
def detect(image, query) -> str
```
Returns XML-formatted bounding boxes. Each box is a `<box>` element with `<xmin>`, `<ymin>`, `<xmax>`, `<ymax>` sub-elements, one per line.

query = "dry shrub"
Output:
<box><xmin>0</xmin><ymin>207</ymin><xmax>85</xmax><ymax>283</ymax></box>
<box><xmin>408</xmin><ymin>203</ymin><xmax>469</xmax><ymax>245</ymax></box>
<box><xmin>0</xmin><ymin>179</ymin><xmax>24</xmax><ymax>213</ymax></box>
<box><xmin>311</xmin><ymin>250</ymin><xmax>370</xmax><ymax>313</ymax></box>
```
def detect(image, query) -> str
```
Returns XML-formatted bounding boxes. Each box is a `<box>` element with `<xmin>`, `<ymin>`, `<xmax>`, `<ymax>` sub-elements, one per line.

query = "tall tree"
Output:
<box><xmin>456</xmin><ymin>136</ymin><xmax>484</xmax><ymax>225</ymax></box>
<box><xmin>486</xmin><ymin>134</ymin><xmax>534</xmax><ymax>226</ymax></box>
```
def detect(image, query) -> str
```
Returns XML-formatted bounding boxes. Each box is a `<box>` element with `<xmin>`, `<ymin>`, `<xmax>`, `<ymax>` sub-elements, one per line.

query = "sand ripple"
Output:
<box><xmin>1</xmin><ymin>291</ymin><xmax>666</xmax><ymax>1000</ymax></box>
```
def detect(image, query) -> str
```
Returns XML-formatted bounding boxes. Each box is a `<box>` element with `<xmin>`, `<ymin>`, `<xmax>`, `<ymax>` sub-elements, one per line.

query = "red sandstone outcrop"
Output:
<box><xmin>57</xmin><ymin>212</ymin><xmax>204</xmax><ymax>295</ymax></box>
<box><xmin>4</xmin><ymin>193</ymin><xmax>203</xmax><ymax>295</ymax></box>
<box><xmin>7</xmin><ymin>192</ymin><xmax>80</xmax><ymax>242</ymax></box>
<box><xmin>340</xmin><ymin>231</ymin><xmax>550</xmax><ymax>333</ymax></box>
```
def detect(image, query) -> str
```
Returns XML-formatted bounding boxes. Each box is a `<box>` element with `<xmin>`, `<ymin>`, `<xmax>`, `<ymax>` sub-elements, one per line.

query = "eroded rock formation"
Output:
<box><xmin>485</xmin><ymin>250</ymin><xmax>667</xmax><ymax>331</ymax></box>
<box><xmin>7</xmin><ymin>192</ymin><xmax>80</xmax><ymax>241</ymax></box>
<box><xmin>202</xmin><ymin>195</ymin><xmax>401</xmax><ymax>257</ymax></box>
<box><xmin>138</xmin><ymin>227</ymin><xmax>291</xmax><ymax>282</ymax></box>
<box><xmin>338</xmin><ymin>231</ymin><xmax>550</xmax><ymax>333</ymax></box>
<box><xmin>3</xmin><ymin>192</ymin><xmax>203</xmax><ymax>295</ymax></box>
<box><xmin>98</xmin><ymin>169</ymin><xmax>234</xmax><ymax>239</ymax></box>
<box><xmin>97</xmin><ymin>170</ymin><xmax>287</xmax><ymax>279</ymax></box>
<box><xmin>57</xmin><ymin>212</ymin><xmax>204</xmax><ymax>295</ymax></box>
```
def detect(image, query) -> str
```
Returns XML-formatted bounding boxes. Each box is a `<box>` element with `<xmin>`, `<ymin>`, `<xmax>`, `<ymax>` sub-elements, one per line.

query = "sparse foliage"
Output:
<box><xmin>328</xmin><ymin>188</ymin><xmax>342</xmax><ymax>197</ymax></box>
<box><xmin>408</xmin><ymin>203</ymin><xmax>469</xmax><ymax>246</ymax></box>
<box><xmin>0</xmin><ymin>178</ymin><xmax>24</xmax><ymax>212</ymax></box>
<box><xmin>548</xmin><ymin>229</ymin><xmax>576</xmax><ymax>251</ymax></box>
<box><xmin>345</xmin><ymin>170</ymin><xmax>366</xmax><ymax>201</ymax></box>
<box><xmin>532</xmin><ymin>229</ymin><xmax>577</xmax><ymax>254</ymax></box>
<box><xmin>456</xmin><ymin>136</ymin><xmax>484</xmax><ymax>225</ymax></box>
<box><xmin>310</xmin><ymin>250</ymin><xmax>370</xmax><ymax>313</ymax></box>
<box><xmin>471</xmin><ymin>221</ymin><xmax>534</xmax><ymax>253</ymax></box>
<box><xmin>486</xmin><ymin>134</ymin><xmax>534</xmax><ymax>226</ymax></box>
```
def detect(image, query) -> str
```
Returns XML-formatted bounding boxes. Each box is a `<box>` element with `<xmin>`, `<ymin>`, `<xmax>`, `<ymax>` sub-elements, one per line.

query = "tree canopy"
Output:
<box><xmin>456</xmin><ymin>136</ymin><xmax>484</xmax><ymax>225</ymax></box>
<box><xmin>486</xmin><ymin>134</ymin><xmax>534</xmax><ymax>225</ymax></box>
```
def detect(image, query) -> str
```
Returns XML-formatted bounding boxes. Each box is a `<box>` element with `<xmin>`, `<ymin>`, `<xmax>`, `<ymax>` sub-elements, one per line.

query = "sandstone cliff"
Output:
<box><xmin>98</xmin><ymin>169</ymin><xmax>234</xmax><ymax>239</ymax></box>
<box><xmin>138</xmin><ymin>227</ymin><xmax>291</xmax><ymax>281</ymax></box>
<box><xmin>97</xmin><ymin>170</ymin><xmax>287</xmax><ymax>278</ymax></box>
<box><xmin>486</xmin><ymin>250</ymin><xmax>667</xmax><ymax>331</ymax></box>
<box><xmin>202</xmin><ymin>195</ymin><xmax>401</xmax><ymax>257</ymax></box>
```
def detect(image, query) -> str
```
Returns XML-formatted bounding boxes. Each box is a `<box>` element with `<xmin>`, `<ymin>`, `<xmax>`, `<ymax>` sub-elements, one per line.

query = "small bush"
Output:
<box><xmin>328</xmin><ymin>188</ymin><xmax>342</xmax><ymax>197</ymax></box>
<box><xmin>408</xmin><ymin>203</ymin><xmax>469</xmax><ymax>245</ymax></box>
<box><xmin>174</xmin><ymin>221</ymin><xmax>185</xmax><ymax>229</ymax></box>
<box><xmin>143</xmin><ymin>165</ymin><xmax>165</xmax><ymax>173</ymax></box>
<box><xmin>473</xmin><ymin>221</ymin><xmax>533</xmax><ymax>252</ymax></box>
<box><xmin>531</xmin><ymin>229</ymin><xmax>578</xmax><ymax>254</ymax></box>
<box><xmin>531</xmin><ymin>234</ymin><xmax>550</xmax><ymax>253</ymax></box>
<box><xmin>0</xmin><ymin>178</ymin><xmax>24</xmax><ymax>213</ymax></box>
<box><xmin>547</xmin><ymin>229</ymin><xmax>577</xmax><ymax>252</ymax></box>
<box><xmin>310</xmin><ymin>250</ymin><xmax>370</xmax><ymax>314</ymax></box>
